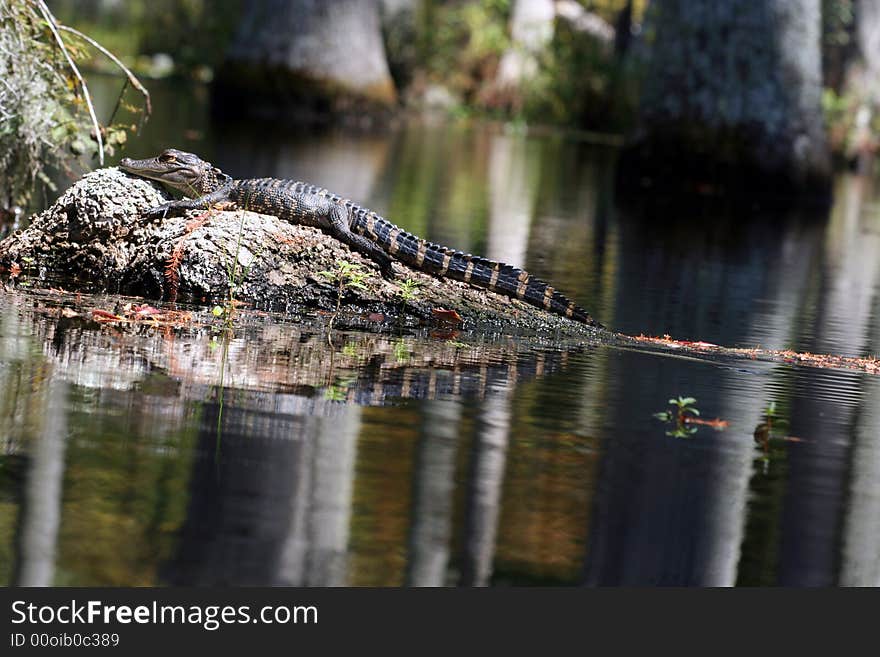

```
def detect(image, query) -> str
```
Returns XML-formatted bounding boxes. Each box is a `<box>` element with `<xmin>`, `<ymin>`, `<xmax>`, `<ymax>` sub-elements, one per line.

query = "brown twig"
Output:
<box><xmin>56</xmin><ymin>24</ymin><xmax>152</xmax><ymax>121</ymax></box>
<box><xmin>35</xmin><ymin>0</ymin><xmax>104</xmax><ymax>165</ymax></box>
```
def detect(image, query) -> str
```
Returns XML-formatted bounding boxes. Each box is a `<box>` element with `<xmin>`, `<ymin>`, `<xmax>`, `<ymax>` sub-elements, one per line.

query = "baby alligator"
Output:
<box><xmin>119</xmin><ymin>149</ymin><xmax>601</xmax><ymax>326</ymax></box>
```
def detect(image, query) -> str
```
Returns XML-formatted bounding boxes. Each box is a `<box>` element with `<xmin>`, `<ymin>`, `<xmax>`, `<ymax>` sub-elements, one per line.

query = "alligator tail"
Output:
<box><xmin>350</xmin><ymin>208</ymin><xmax>602</xmax><ymax>327</ymax></box>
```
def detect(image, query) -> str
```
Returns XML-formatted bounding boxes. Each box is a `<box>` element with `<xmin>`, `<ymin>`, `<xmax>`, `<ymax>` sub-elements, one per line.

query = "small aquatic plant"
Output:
<box><xmin>753</xmin><ymin>401</ymin><xmax>798</xmax><ymax>453</ymax></box>
<box><xmin>653</xmin><ymin>396</ymin><xmax>729</xmax><ymax>438</ymax></box>
<box><xmin>654</xmin><ymin>396</ymin><xmax>700</xmax><ymax>438</ymax></box>
<box><xmin>318</xmin><ymin>259</ymin><xmax>371</xmax><ymax>338</ymax></box>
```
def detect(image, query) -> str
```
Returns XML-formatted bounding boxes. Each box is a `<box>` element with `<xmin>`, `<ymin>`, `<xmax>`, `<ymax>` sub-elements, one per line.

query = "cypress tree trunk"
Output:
<box><xmin>214</xmin><ymin>0</ymin><xmax>396</xmax><ymax>121</ymax></box>
<box><xmin>380</xmin><ymin>0</ymin><xmax>420</xmax><ymax>90</ymax></box>
<box><xmin>620</xmin><ymin>0</ymin><xmax>831</xmax><ymax>203</ymax></box>
<box><xmin>841</xmin><ymin>0</ymin><xmax>880</xmax><ymax>168</ymax></box>
<box><xmin>856</xmin><ymin>0</ymin><xmax>880</xmax><ymax>77</ymax></box>
<box><xmin>492</xmin><ymin>0</ymin><xmax>555</xmax><ymax>95</ymax></box>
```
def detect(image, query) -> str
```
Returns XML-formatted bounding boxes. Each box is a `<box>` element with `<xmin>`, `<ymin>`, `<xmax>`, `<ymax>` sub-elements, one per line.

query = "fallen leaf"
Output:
<box><xmin>131</xmin><ymin>304</ymin><xmax>164</xmax><ymax>316</ymax></box>
<box><xmin>432</xmin><ymin>308</ymin><xmax>462</xmax><ymax>324</ymax></box>
<box><xmin>678</xmin><ymin>340</ymin><xmax>719</xmax><ymax>349</ymax></box>
<box><xmin>91</xmin><ymin>309</ymin><xmax>124</xmax><ymax>322</ymax></box>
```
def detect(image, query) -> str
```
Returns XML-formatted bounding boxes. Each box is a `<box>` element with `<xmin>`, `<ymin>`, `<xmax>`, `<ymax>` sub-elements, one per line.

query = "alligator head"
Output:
<box><xmin>119</xmin><ymin>149</ymin><xmax>228</xmax><ymax>197</ymax></box>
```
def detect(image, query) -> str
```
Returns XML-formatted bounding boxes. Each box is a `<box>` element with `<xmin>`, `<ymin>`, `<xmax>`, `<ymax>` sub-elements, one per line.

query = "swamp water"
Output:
<box><xmin>1</xmin><ymin>79</ymin><xmax>880</xmax><ymax>586</ymax></box>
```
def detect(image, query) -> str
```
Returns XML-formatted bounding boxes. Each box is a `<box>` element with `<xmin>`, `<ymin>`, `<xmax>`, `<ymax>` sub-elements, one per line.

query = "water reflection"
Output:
<box><xmin>842</xmin><ymin>375</ymin><xmax>880</xmax><ymax>586</ymax></box>
<box><xmin>164</xmin><ymin>401</ymin><xmax>359</xmax><ymax>586</ymax></box>
<box><xmin>3</xmin><ymin>81</ymin><xmax>880</xmax><ymax>585</ymax></box>
<box><xmin>460</xmin><ymin>383</ymin><xmax>511</xmax><ymax>586</ymax></box>
<box><xmin>406</xmin><ymin>400</ymin><xmax>460</xmax><ymax>587</ymax></box>
<box><xmin>14</xmin><ymin>380</ymin><xmax>66</xmax><ymax>586</ymax></box>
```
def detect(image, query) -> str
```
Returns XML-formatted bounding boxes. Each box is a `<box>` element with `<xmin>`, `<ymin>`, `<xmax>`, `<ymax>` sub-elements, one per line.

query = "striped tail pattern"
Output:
<box><xmin>324</xmin><ymin>189</ymin><xmax>599</xmax><ymax>327</ymax></box>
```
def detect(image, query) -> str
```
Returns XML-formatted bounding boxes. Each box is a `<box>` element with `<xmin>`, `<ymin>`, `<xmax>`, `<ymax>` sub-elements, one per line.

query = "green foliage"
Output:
<box><xmin>415</xmin><ymin>0</ymin><xmax>641</xmax><ymax>130</ymax></box>
<box><xmin>318</xmin><ymin>260</ymin><xmax>371</xmax><ymax>294</ymax></box>
<box><xmin>48</xmin><ymin>0</ymin><xmax>244</xmax><ymax>76</ymax></box>
<box><xmin>0</xmin><ymin>1</ymin><xmax>144</xmax><ymax>210</ymax></box>
<box><xmin>395</xmin><ymin>277</ymin><xmax>422</xmax><ymax>322</ymax></box>
<box><xmin>822</xmin><ymin>0</ymin><xmax>854</xmax><ymax>49</ymax></box>
<box><xmin>419</xmin><ymin>0</ymin><xmax>511</xmax><ymax>104</ymax></box>
<box><xmin>822</xmin><ymin>87</ymin><xmax>880</xmax><ymax>157</ymax></box>
<box><xmin>670</xmin><ymin>396</ymin><xmax>699</xmax><ymax>413</ymax></box>
<box><xmin>136</xmin><ymin>0</ymin><xmax>243</xmax><ymax>74</ymax></box>
<box><xmin>521</xmin><ymin>20</ymin><xmax>632</xmax><ymax>128</ymax></box>
<box><xmin>520</xmin><ymin>1</ymin><xmax>646</xmax><ymax>129</ymax></box>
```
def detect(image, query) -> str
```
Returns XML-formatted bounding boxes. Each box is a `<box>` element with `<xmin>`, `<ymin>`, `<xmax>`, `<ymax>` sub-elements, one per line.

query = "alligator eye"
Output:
<box><xmin>159</xmin><ymin>152</ymin><xmax>176</xmax><ymax>163</ymax></box>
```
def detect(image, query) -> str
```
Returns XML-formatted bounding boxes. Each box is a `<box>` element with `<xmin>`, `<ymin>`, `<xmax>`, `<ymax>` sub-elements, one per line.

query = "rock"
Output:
<box><xmin>0</xmin><ymin>168</ymin><xmax>593</xmax><ymax>334</ymax></box>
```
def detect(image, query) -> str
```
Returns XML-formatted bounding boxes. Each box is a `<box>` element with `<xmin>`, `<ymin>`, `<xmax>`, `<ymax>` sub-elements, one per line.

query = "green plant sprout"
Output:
<box><xmin>654</xmin><ymin>396</ymin><xmax>701</xmax><ymax>438</ymax></box>
<box><xmin>318</xmin><ymin>259</ymin><xmax>371</xmax><ymax>340</ymax></box>
<box><xmin>396</xmin><ymin>277</ymin><xmax>421</xmax><ymax>321</ymax></box>
<box><xmin>398</xmin><ymin>277</ymin><xmax>421</xmax><ymax>305</ymax></box>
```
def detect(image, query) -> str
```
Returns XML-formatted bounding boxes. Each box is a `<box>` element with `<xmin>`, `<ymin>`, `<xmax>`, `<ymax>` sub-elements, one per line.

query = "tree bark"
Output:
<box><xmin>214</xmin><ymin>0</ymin><xmax>396</xmax><ymax>121</ymax></box>
<box><xmin>856</xmin><ymin>0</ymin><xmax>880</xmax><ymax>77</ymax></box>
<box><xmin>621</xmin><ymin>0</ymin><xmax>831</xmax><ymax>203</ymax></box>
<box><xmin>841</xmin><ymin>0</ymin><xmax>880</xmax><ymax>168</ymax></box>
<box><xmin>379</xmin><ymin>0</ymin><xmax>420</xmax><ymax>89</ymax></box>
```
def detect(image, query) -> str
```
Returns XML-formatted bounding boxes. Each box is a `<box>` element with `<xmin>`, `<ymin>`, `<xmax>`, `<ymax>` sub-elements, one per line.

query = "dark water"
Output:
<box><xmin>2</xmin><ymin>78</ymin><xmax>880</xmax><ymax>586</ymax></box>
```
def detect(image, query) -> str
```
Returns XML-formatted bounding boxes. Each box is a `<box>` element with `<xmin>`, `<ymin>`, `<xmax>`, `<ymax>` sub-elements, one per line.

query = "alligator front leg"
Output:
<box><xmin>327</xmin><ymin>205</ymin><xmax>397</xmax><ymax>279</ymax></box>
<box><xmin>144</xmin><ymin>187</ymin><xmax>234</xmax><ymax>219</ymax></box>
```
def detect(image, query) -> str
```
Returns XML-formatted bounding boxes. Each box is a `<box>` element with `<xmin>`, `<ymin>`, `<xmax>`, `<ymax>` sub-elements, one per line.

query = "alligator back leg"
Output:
<box><xmin>326</xmin><ymin>204</ymin><xmax>397</xmax><ymax>278</ymax></box>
